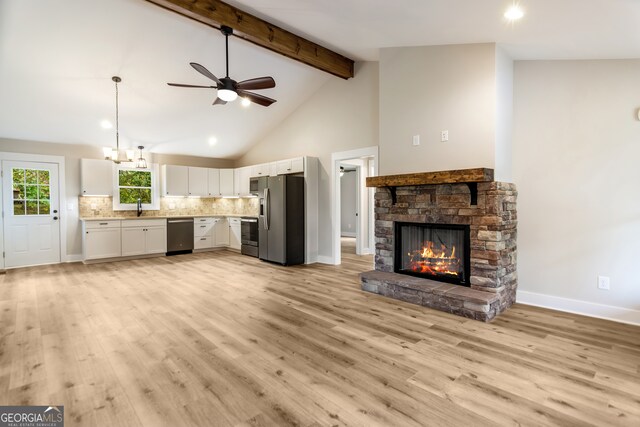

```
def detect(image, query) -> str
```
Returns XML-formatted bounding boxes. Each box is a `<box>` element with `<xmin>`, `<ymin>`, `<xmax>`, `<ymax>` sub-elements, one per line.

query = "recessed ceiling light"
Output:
<box><xmin>209</xmin><ymin>137</ymin><xmax>218</xmax><ymax>146</ymax></box>
<box><xmin>504</xmin><ymin>5</ymin><xmax>524</xmax><ymax>21</ymax></box>
<box><xmin>241</xmin><ymin>98</ymin><xmax>251</xmax><ymax>107</ymax></box>
<box><xmin>100</xmin><ymin>120</ymin><xmax>113</xmax><ymax>129</ymax></box>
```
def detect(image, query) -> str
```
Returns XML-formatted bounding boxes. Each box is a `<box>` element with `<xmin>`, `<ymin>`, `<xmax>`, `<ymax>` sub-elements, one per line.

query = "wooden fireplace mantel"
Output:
<box><xmin>366</xmin><ymin>168</ymin><xmax>494</xmax><ymax>188</ymax></box>
<box><xmin>366</xmin><ymin>168</ymin><xmax>494</xmax><ymax>206</ymax></box>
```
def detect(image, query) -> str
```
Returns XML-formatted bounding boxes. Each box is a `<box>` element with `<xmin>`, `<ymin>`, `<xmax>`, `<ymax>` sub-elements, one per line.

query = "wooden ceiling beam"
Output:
<box><xmin>145</xmin><ymin>0</ymin><xmax>355</xmax><ymax>79</ymax></box>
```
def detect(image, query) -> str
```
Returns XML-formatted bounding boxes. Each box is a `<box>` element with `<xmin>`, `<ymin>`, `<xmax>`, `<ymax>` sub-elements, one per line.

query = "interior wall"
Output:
<box><xmin>379</xmin><ymin>43</ymin><xmax>497</xmax><ymax>176</ymax></box>
<box><xmin>495</xmin><ymin>46</ymin><xmax>514</xmax><ymax>182</ymax></box>
<box><xmin>236</xmin><ymin>61</ymin><xmax>380</xmax><ymax>260</ymax></box>
<box><xmin>513</xmin><ymin>59</ymin><xmax>640</xmax><ymax>316</ymax></box>
<box><xmin>0</xmin><ymin>138</ymin><xmax>234</xmax><ymax>259</ymax></box>
<box><xmin>340</xmin><ymin>170</ymin><xmax>357</xmax><ymax>236</ymax></box>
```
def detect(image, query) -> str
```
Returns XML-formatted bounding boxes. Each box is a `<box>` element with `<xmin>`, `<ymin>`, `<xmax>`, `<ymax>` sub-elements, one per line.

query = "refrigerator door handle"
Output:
<box><xmin>265</xmin><ymin>187</ymin><xmax>271</xmax><ymax>230</ymax></box>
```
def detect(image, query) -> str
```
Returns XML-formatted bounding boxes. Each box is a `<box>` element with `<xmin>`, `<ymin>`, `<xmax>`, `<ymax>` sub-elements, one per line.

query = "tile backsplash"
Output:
<box><xmin>79</xmin><ymin>196</ymin><xmax>260</xmax><ymax>218</ymax></box>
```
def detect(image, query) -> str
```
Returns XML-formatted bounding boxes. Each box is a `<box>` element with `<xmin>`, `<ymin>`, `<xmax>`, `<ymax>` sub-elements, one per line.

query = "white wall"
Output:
<box><xmin>513</xmin><ymin>60</ymin><xmax>640</xmax><ymax>321</ymax></box>
<box><xmin>495</xmin><ymin>47</ymin><xmax>513</xmax><ymax>182</ymax></box>
<box><xmin>0</xmin><ymin>138</ymin><xmax>234</xmax><ymax>259</ymax></box>
<box><xmin>340</xmin><ymin>170</ymin><xmax>357</xmax><ymax>236</ymax></box>
<box><xmin>379</xmin><ymin>43</ymin><xmax>498</xmax><ymax>176</ymax></box>
<box><xmin>236</xmin><ymin>62</ymin><xmax>379</xmax><ymax>260</ymax></box>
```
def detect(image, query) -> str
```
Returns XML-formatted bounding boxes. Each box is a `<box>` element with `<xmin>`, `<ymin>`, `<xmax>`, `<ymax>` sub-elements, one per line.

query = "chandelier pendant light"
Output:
<box><xmin>104</xmin><ymin>76</ymin><xmax>135</xmax><ymax>164</ymax></box>
<box><xmin>135</xmin><ymin>146</ymin><xmax>148</xmax><ymax>169</ymax></box>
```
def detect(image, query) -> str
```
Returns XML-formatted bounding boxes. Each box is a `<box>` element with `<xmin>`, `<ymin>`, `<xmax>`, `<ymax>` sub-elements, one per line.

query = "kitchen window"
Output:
<box><xmin>113</xmin><ymin>164</ymin><xmax>160</xmax><ymax>211</ymax></box>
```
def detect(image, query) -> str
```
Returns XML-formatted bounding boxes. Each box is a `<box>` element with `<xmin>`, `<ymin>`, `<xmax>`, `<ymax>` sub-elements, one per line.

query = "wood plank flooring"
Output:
<box><xmin>0</xmin><ymin>249</ymin><xmax>639</xmax><ymax>426</ymax></box>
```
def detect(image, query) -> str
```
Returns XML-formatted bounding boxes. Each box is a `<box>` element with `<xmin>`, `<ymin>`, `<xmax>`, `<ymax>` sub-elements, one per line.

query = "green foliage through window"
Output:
<box><xmin>12</xmin><ymin>168</ymin><xmax>50</xmax><ymax>216</ymax></box>
<box><xmin>118</xmin><ymin>170</ymin><xmax>153</xmax><ymax>204</ymax></box>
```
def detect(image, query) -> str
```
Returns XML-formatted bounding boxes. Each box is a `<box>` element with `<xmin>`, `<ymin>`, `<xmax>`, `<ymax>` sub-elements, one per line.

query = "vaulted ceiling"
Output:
<box><xmin>1</xmin><ymin>0</ymin><xmax>639</xmax><ymax>159</ymax></box>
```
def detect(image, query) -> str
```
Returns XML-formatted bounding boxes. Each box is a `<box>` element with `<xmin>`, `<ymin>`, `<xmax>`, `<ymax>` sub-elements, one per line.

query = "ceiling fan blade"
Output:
<box><xmin>236</xmin><ymin>76</ymin><xmax>276</xmax><ymax>91</ymax></box>
<box><xmin>213</xmin><ymin>97</ymin><xmax>227</xmax><ymax>106</ymax></box>
<box><xmin>190</xmin><ymin>62</ymin><xmax>222</xmax><ymax>85</ymax></box>
<box><xmin>237</xmin><ymin>90</ymin><xmax>277</xmax><ymax>107</ymax></box>
<box><xmin>167</xmin><ymin>83</ymin><xmax>217</xmax><ymax>88</ymax></box>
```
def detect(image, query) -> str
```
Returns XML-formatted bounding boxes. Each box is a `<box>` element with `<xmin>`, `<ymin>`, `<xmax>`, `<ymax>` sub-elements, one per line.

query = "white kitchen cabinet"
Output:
<box><xmin>250</xmin><ymin>163</ymin><xmax>270</xmax><ymax>178</ymax></box>
<box><xmin>81</xmin><ymin>159</ymin><xmax>113</xmax><ymax>196</ymax></box>
<box><xmin>121</xmin><ymin>219</ymin><xmax>167</xmax><ymax>256</ymax></box>
<box><xmin>276</xmin><ymin>157</ymin><xmax>304</xmax><ymax>175</ymax></box>
<box><xmin>162</xmin><ymin>165</ymin><xmax>189</xmax><ymax>197</ymax></box>
<box><xmin>219</xmin><ymin>169</ymin><xmax>234</xmax><ymax>196</ymax></box>
<box><xmin>234</xmin><ymin>166</ymin><xmax>252</xmax><ymax>197</ymax></box>
<box><xmin>269</xmin><ymin>162</ymin><xmax>278</xmax><ymax>177</ymax></box>
<box><xmin>207</xmin><ymin>168</ymin><xmax>221</xmax><ymax>197</ymax></box>
<box><xmin>188</xmin><ymin>167</ymin><xmax>208</xmax><ymax>197</ymax></box>
<box><xmin>194</xmin><ymin>217</ymin><xmax>215</xmax><ymax>250</ymax></box>
<box><xmin>121</xmin><ymin>227</ymin><xmax>146</xmax><ymax>256</ymax></box>
<box><xmin>83</xmin><ymin>220</ymin><xmax>121</xmax><ymax>260</ymax></box>
<box><xmin>214</xmin><ymin>218</ymin><xmax>230</xmax><ymax>246</ymax></box>
<box><xmin>229</xmin><ymin>217</ymin><xmax>241</xmax><ymax>250</ymax></box>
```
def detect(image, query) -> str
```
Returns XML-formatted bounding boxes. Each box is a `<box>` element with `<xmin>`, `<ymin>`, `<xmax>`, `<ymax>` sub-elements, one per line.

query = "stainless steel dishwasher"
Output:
<box><xmin>166</xmin><ymin>218</ymin><xmax>194</xmax><ymax>254</ymax></box>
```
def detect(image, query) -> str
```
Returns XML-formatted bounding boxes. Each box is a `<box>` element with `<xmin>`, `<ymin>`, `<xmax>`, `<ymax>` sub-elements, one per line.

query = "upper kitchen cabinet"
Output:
<box><xmin>208</xmin><ymin>168</ymin><xmax>221</xmax><ymax>197</ymax></box>
<box><xmin>188</xmin><ymin>167</ymin><xmax>208</xmax><ymax>197</ymax></box>
<box><xmin>81</xmin><ymin>159</ymin><xmax>113</xmax><ymax>196</ymax></box>
<box><xmin>276</xmin><ymin>157</ymin><xmax>304</xmax><ymax>175</ymax></box>
<box><xmin>161</xmin><ymin>165</ymin><xmax>189</xmax><ymax>197</ymax></box>
<box><xmin>219</xmin><ymin>169</ymin><xmax>234</xmax><ymax>196</ymax></box>
<box><xmin>250</xmin><ymin>163</ymin><xmax>270</xmax><ymax>178</ymax></box>
<box><xmin>234</xmin><ymin>166</ymin><xmax>251</xmax><ymax>197</ymax></box>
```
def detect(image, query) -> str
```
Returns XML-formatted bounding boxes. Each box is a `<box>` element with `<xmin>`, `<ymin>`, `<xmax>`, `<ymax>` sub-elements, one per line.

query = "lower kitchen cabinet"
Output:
<box><xmin>215</xmin><ymin>218</ymin><xmax>230</xmax><ymax>246</ymax></box>
<box><xmin>83</xmin><ymin>220</ymin><xmax>122</xmax><ymax>260</ymax></box>
<box><xmin>229</xmin><ymin>218</ymin><xmax>241</xmax><ymax>250</ymax></box>
<box><xmin>121</xmin><ymin>219</ymin><xmax>167</xmax><ymax>256</ymax></box>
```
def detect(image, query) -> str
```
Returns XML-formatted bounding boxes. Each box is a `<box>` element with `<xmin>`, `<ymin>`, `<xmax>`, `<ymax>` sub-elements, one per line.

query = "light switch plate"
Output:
<box><xmin>412</xmin><ymin>135</ymin><xmax>420</xmax><ymax>146</ymax></box>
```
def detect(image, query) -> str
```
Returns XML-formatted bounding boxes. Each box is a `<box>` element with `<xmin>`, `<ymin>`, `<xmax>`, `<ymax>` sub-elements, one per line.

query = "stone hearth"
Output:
<box><xmin>360</xmin><ymin>169</ymin><xmax>517</xmax><ymax>322</ymax></box>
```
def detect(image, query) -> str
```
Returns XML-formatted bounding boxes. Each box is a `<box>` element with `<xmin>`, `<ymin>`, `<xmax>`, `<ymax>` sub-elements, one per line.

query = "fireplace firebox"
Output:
<box><xmin>394</xmin><ymin>222</ymin><xmax>471</xmax><ymax>287</ymax></box>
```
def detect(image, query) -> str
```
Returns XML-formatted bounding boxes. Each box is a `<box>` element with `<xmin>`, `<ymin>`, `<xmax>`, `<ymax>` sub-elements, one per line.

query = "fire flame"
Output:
<box><xmin>408</xmin><ymin>241</ymin><xmax>460</xmax><ymax>277</ymax></box>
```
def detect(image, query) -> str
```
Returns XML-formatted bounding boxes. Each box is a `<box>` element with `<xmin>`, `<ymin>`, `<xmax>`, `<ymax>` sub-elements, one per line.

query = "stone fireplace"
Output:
<box><xmin>360</xmin><ymin>168</ymin><xmax>517</xmax><ymax>322</ymax></box>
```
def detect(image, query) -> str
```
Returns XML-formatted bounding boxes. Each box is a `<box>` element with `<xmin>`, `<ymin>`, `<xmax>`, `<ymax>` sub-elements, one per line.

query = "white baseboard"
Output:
<box><xmin>65</xmin><ymin>254</ymin><xmax>83</xmax><ymax>263</ymax></box>
<box><xmin>316</xmin><ymin>256</ymin><xmax>335</xmax><ymax>265</ymax></box>
<box><xmin>517</xmin><ymin>290</ymin><xmax>640</xmax><ymax>326</ymax></box>
<box><xmin>341</xmin><ymin>232</ymin><xmax>356</xmax><ymax>238</ymax></box>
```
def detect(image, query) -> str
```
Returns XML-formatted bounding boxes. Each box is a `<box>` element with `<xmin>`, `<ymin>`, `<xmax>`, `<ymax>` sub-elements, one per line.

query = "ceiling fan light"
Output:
<box><xmin>218</xmin><ymin>89</ymin><xmax>238</xmax><ymax>102</ymax></box>
<box><xmin>241</xmin><ymin>98</ymin><xmax>251</xmax><ymax>107</ymax></box>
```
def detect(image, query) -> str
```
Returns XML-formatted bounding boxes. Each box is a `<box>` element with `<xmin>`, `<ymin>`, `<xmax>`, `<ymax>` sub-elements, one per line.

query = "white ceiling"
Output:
<box><xmin>1</xmin><ymin>0</ymin><xmax>640</xmax><ymax>159</ymax></box>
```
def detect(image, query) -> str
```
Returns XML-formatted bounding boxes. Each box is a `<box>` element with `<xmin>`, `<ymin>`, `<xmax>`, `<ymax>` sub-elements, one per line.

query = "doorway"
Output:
<box><xmin>331</xmin><ymin>146</ymin><xmax>378</xmax><ymax>265</ymax></box>
<box><xmin>1</xmin><ymin>154</ymin><xmax>65</xmax><ymax>269</ymax></box>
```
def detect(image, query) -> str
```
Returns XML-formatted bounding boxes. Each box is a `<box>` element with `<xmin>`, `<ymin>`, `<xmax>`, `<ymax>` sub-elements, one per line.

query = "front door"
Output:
<box><xmin>2</xmin><ymin>161</ymin><xmax>61</xmax><ymax>268</ymax></box>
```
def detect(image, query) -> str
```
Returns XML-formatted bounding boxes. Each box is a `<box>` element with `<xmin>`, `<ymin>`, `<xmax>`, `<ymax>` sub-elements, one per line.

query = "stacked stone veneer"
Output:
<box><xmin>360</xmin><ymin>182</ymin><xmax>517</xmax><ymax>321</ymax></box>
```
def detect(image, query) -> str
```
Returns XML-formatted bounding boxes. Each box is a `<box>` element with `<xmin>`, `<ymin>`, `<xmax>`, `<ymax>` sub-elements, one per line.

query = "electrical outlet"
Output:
<box><xmin>441</xmin><ymin>130</ymin><xmax>449</xmax><ymax>142</ymax></box>
<box><xmin>597</xmin><ymin>275</ymin><xmax>610</xmax><ymax>290</ymax></box>
<box><xmin>412</xmin><ymin>135</ymin><xmax>420</xmax><ymax>146</ymax></box>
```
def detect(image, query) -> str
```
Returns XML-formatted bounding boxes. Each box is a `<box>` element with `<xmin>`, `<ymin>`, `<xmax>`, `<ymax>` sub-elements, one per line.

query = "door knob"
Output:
<box><xmin>53</xmin><ymin>209</ymin><xmax>58</xmax><ymax>213</ymax></box>
<box><xmin>53</xmin><ymin>216</ymin><xmax>59</xmax><ymax>220</ymax></box>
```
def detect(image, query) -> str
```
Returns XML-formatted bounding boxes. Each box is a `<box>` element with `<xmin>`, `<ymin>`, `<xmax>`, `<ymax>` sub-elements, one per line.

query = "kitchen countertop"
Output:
<box><xmin>80</xmin><ymin>214</ymin><xmax>257</xmax><ymax>221</ymax></box>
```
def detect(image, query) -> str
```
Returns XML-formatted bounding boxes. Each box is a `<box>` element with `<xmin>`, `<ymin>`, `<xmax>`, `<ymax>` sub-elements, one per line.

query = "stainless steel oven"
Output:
<box><xmin>241</xmin><ymin>217</ymin><xmax>259</xmax><ymax>257</ymax></box>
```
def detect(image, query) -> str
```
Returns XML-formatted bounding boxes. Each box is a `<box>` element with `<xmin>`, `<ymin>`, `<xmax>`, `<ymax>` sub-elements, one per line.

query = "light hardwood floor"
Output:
<box><xmin>1</xmin><ymin>249</ymin><xmax>639</xmax><ymax>426</ymax></box>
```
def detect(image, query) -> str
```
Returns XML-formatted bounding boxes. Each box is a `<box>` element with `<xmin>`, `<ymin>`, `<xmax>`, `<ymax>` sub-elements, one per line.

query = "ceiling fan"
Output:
<box><xmin>168</xmin><ymin>25</ymin><xmax>276</xmax><ymax>107</ymax></box>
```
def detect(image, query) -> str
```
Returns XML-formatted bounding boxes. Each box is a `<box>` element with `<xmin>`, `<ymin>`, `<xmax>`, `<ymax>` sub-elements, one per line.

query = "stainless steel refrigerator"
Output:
<box><xmin>258</xmin><ymin>175</ymin><xmax>305</xmax><ymax>265</ymax></box>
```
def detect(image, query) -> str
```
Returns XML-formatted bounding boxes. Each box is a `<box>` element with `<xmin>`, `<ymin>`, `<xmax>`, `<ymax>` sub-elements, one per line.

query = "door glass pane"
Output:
<box><xmin>39</xmin><ymin>201</ymin><xmax>50</xmax><ymax>215</ymax></box>
<box><xmin>13</xmin><ymin>185</ymin><xmax>25</xmax><ymax>200</ymax></box>
<box><xmin>38</xmin><ymin>170</ymin><xmax>50</xmax><ymax>185</ymax></box>
<box><xmin>26</xmin><ymin>185</ymin><xmax>38</xmax><ymax>199</ymax></box>
<box><xmin>26</xmin><ymin>201</ymin><xmax>38</xmax><ymax>215</ymax></box>
<box><xmin>12</xmin><ymin>168</ymin><xmax>25</xmax><ymax>184</ymax></box>
<box><xmin>13</xmin><ymin>201</ymin><xmax>25</xmax><ymax>215</ymax></box>
<box><xmin>25</xmin><ymin>169</ymin><xmax>37</xmax><ymax>184</ymax></box>
<box><xmin>38</xmin><ymin>185</ymin><xmax>50</xmax><ymax>200</ymax></box>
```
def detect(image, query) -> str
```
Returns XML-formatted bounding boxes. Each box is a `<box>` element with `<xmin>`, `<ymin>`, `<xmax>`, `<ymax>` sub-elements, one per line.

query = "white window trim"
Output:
<box><xmin>113</xmin><ymin>163</ymin><xmax>160</xmax><ymax>211</ymax></box>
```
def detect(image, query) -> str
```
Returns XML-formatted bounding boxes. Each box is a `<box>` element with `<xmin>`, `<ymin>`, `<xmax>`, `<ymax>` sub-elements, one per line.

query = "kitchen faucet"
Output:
<box><xmin>137</xmin><ymin>198</ymin><xmax>142</xmax><ymax>217</ymax></box>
